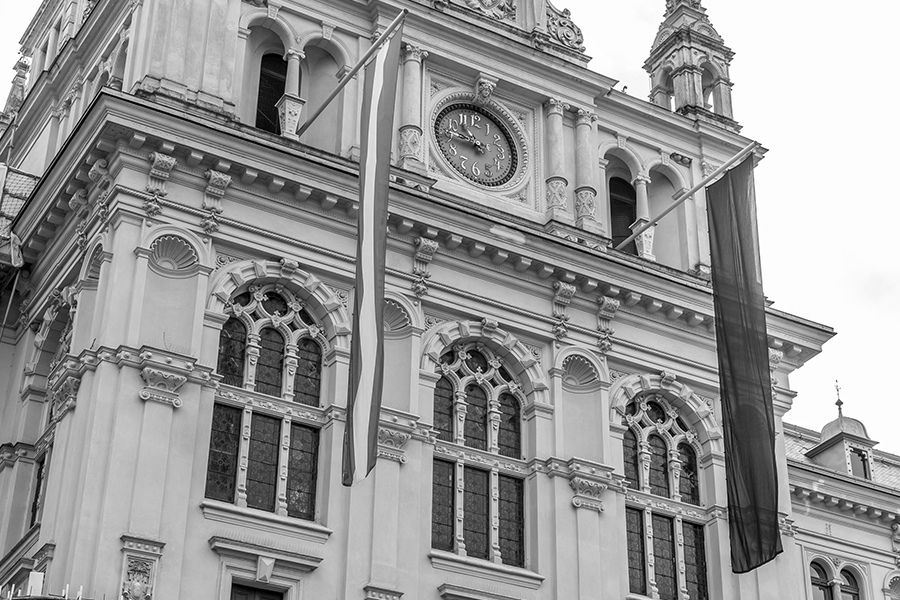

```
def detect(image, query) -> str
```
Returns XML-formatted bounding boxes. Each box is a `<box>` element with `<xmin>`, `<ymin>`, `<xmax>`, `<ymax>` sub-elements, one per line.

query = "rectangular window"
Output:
<box><xmin>849</xmin><ymin>448</ymin><xmax>870</xmax><ymax>479</ymax></box>
<box><xmin>286</xmin><ymin>423</ymin><xmax>318</xmax><ymax>520</ymax></box>
<box><xmin>231</xmin><ymin>583</ymin><xmax>283</xmax><ymax>600</ymax></box>
<box><xmin>652</xmin><ymin>514</ymin><xmax>677</xmax><ymax>600</ymax></box>
<box><xmin>205</xmin><ymin>404</ymin><xmax>319</xmax><ymax>521</ymax></box>
<box><xmin>205</xmin><ymin>404</ymin><xmax>242</xmax><ymax>502</ymax></box>
<box><xmin>683</xmin><ymin>522</ymin><xmax>709</xmax><ymax>600</ymax></box>
<box><xmin>246</xmin><ymin>413</ymin><xmax>280</xmax><ymax>512</ymax></box>
<box><xmin>431</xmin><ymin>460</ymin><xmax>455</xmax><ymax>551</ymax></box>
<box><xmin>29</xmin><ymin>456</ymin><xmax>46</xmax><ymax>527</ymax></box>
<box><xmin>498</xmin><ymin>474</ymin><xmax>524</xmax><ymax>567</ymax></box>
<box><xmin>625</xmin><ymin>507</ymin><xmax>646</xmax><ymax>595</ymax></box>
<box><xmin>463</xmin><ymin>467</ymin><xmax>490</xmax><ymax>560</ymax></box>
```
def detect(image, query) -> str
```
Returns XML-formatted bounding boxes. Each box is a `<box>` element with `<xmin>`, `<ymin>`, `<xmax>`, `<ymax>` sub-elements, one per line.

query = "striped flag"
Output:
<box><xmin>341</xmin><ymin>19</ymin><xmax>405</xmax><ymax>486</ymax></box>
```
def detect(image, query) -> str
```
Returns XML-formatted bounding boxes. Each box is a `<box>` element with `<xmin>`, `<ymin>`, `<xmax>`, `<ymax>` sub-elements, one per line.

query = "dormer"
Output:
<box><xmin>806</xmin><ymin>405</ymin><xmax>877</xmax><ymax>480</ymax></box>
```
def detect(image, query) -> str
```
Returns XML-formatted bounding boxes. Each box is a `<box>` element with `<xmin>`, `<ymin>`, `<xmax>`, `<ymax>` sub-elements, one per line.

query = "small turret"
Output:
<box><xmin>644</xmin><ymin>0</ymin><xmax>738</xmax><ymax>132</ymax></box>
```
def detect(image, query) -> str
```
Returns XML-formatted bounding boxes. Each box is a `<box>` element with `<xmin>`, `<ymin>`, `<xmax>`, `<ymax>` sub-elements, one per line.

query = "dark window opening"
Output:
<box><xmin>678</xmin><ymin>443</ymin><xmax>700</xmax><ymax>505</ymax></box>
<box><xmin>433</xmin><ymin>376</ymin><xmax>454</xmax><ymax>442</ymax></box>
<box><xmin>610</xmin><ymin>177</ymin><xmax>637</xmax><ymax>255</ymax></box>
<box><xmin>849</xmin><ymin>448</ymin><xmax>870</xmax><ymax>479</ymax></box>
<box><xmin>498</xmin><ymin>475</ymin><xmax>524</xmax><ymax>567</ymax></box>
<box><xmin>625</xmin><ymin>507</ymin><xmax>646</xmax><ymax>595</ymax></box>
<box><xmin>684</xmin><ymin>522</ymin><xmax>709</xmax><ymax>600</ymax></box>
<box><xmin>29</xmin><ymin>456</ymin><xmax>46</xmax><ymax>527</ymax></box>
<box><xmin>256</xmin><ymin>53</ymin><xmax>286</xmax><ymax>134</ymax></box>
<box><xmin>652</xmin><ymin>514</ymin><xmax>677</xmax><ymax>600</ymax></box>
<box><xmin>205</xmin><ymin>404</ymin><xmax>242</xmax><ymax>502</ymax></box>
<box><xmin>463</xmin><ymin>467</ymin><xmax>490</xmax><ymax>560</ymax></box>
<box><xmin>464</xmin><ymin>385</ymin><xmax>488</xmax><ymax>450</ymax></box>
<box><xmin>245</xmin><ymin>413</ymin><xmax>280</xmax><ymax>512</ymax></box>
<box><xmin>498</xmin><ymin>393</ymin><xmax>521</xmax><ymax>458</ymax></box>
<box><xmin>255</xmin><ymin>328</ymin><xmax>285</xmax><ymax>397</ymax></box>
<box><xmin>840</xmin><ymin>569</ymin><xmax>860</xmax><ymax>600</ymax></box>
<box><xmin>810</xmin><ymin>563</ymin><xmax>833</xmax><ymax>600</ymax></box>
<box><xmin>217</xmin><ymin>318</ymin><xmax>247</xmax><ymax>388</ymax></box>
<box><xmin>293</xmin><ymin>339</ymin><xmax>321</xmax><ymax>406</ymax></box>
<box><xmin>648</xmin><ymin>434</ymin><xmax>670</xmax><ymax>497</ymax></box>
<box><xmin>231</xmin><ymin>584</ymin><xmax>283</xmax><ymax>600</ymax></box>
<box><xmin>286</xmin><ymin>423</ymin><xmax>318</xmax><ymax>520</ymax></box>
<box><xmin>431</xmin><ymin>460</ymin><xmax>455</xmax><ymax>551</ymax></box>
<box><xmin>623</xmin><ymin>429</ymin><xmax>640</xmax><ymax>489</ymax></box>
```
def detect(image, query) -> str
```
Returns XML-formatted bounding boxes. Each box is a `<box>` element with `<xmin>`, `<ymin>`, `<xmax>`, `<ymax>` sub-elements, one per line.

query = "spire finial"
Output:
<box><xmin>835</xmin><ymin>380</ymin><xmax>844</xmax><ymax>429</ymax></box>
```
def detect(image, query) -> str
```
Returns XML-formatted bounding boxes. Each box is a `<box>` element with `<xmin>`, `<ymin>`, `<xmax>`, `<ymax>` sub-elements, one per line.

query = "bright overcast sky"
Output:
<box><xmin>1</xmin><ymin>1</ymin><xmax>898</xmax><ymax>450</ymax></box>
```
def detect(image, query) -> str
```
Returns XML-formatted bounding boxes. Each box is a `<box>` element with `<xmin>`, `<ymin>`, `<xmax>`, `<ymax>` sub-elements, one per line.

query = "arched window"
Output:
<box><xmin>256</xmin><ymin>53</ymin><xmax>286</xmax><ymax>134</ymax></box>
<box><xmin>648</xmin><ymin>434</ymin><xmax>670</xmax><ymax>497</ymax></box>
<box><xmin>256</xmin><ymin>328</ymin><xmax>285</xmax><ymax>397</ymax></box>
<box><xmin>207</xmin><ymin>284</ymin><xmax>324</xmax><ymax>522</ymax></box>
<box><xmin>623</xmin><ymin>429</ymin><xmax>640</xmax><ymax>489</ymax></box>
<box><xmin>810</xmin><ymin>562</ymin><xmax>833</xmax><ymax>600</ymax></box>
<box><xmin>622</xmin><ymin>393</ymin><xmax>706</xmax><ymax>599</ymax></box>
<box><xmin>293</xmin><ymin>338</ymin><xmax>321</xmax><ymax>407</ymax></box>
<box><xmin>840</xmin><ymin>570</ymin><xmax>860</xmax><ymax>600</ymax></box>
<box><xmin>433</xmin><ymin>376</ymin><xmax>454</xmax><ymax>442</ymax></box>
<box><xmin>217</xmin><ymin>317</ymin><xmax>246</xmax><ymax>387</ymax></box>
<box><xmin>430</xmin><ymin>343</ymin><xmax>525</xmax><ymax>567</ymax></box>
<box><xmin>610</xmin><ymin>177</ymin><xmax>637</xmax><ymax>255</ymax></box>
<box><xmin>498</xmin><ymin>392</ymin><xmax>521</xmax><ymax>459</ymax></box>
<box><xmin>678</xmin><ymin>443</ymin><xmax>700</xmax><ymax>505</ymax></box>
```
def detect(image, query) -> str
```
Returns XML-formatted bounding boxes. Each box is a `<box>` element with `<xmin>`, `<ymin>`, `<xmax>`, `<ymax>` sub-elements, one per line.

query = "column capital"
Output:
<box><xmin>598</xmin><ymin>158</ymin><xmax>609</xmax><ymax>169</ymax></box>
<box><xmin>575</xmin><ymin>108</ymin><xmax>597</xmax><ymax>126</ymax></box>
<box><xmin>632</xmin><ymin>174</ymin><xmax>651</xmax><ymax>187</ymax></box>
<box><xmin>403</xmin><ymin>44</ymin><xmax>428</xmax><ymax>63</ymax></box>
<box><xmin>285</xmin><ymin>48</ymin><xmax>305</xmax><ymax>61</ymax></box>
<box><xmin>545</xmin><ymin>98</ymin><xmax>570</xmax><ymax>116</ymax></box>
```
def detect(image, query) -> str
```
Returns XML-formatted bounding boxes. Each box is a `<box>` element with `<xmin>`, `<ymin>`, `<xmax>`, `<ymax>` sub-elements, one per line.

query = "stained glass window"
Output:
<box><xmin>256</xmin><ymin>54</ymin><xmax>286</xmax><ymax>134</ymax></box>
<box><xmin>256</xmin><ymin>328</ymin><xmax>284</xmax><ymax>397</ymax></box>
<box><xmin>625</xmin><ymin>507</ymin><xmax>646</xmax><ymax>595</ymax></box>
<box><xmin>498</xmin><ymin>393</ymin><xmax>521</xmax><ymax>458</ymax></box>
<box><xmin>205</xmin><ymin>404</ymin><xmax>242</xmax><ymax>502</ymax></box>
<box><xmin>623</xmin><ymin>429</ymin><xmax>640</xmax><ymax>489</ymax></box>
<box><xmin>498</xmin><ymin>475</ymin><xmax>524</xmax><ymax>567</ymax></box>
<box><xmin>293</xmin><ymin>339</ymin><xmax>321</xmax><ymax>406</ymax></box>
<box><xmin>648</xmin><ymin>434</ymin><xmax>670</xmax><ymax>497</ymax></box>
<box><xmin>433</xmin><ymin>376</ymin><xmax>454</xmax><ymax>442</ymax></box>
<box><xmin>652</xmin><ymin>514</ymin><xmax>677</xmax><ymax>600</ymax></box>
<box><xmin>679</xmin><ymin>443</ymin><xmax>700</xmax><ymax>505</ymax></box>
<box><xmin>684</xmin><ymin>522</ymin><xmax>708</xmax><ymax>600</ymax></box>
<box><xmin>431</xmin><ymin>460</ymin><xmax>455</xmax><ymax>551</ymax></box>
<box><xmin>217</xmin><ymin>318</ymin><xmax>246</xmax><ymax>387</ymax></box>
<box><xmin>464</xmin><ymin>467</ymin><xmax>490</xmax><ymax>560</ymax></box>
<box><xmin>286</xmin><ymin>424</ymin><xmax>318</xmax><ymax>520</ymax></box>
<box><xmin>246</xmin><ymin>413</ymin><xmax>279</xmax><ymax>512</ymax></box>
<box><xmin>465</xmin><ymin>349</ymin><xmax>489</xmax><ymax>373</ymax></box>
<box><xmin>464</xmin><ymin>385</ymin><xmax>488</xmax><ymax>450</ymax></box>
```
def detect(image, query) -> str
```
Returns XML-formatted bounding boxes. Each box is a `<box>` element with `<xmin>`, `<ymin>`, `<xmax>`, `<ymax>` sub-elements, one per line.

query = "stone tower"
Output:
<box><xmin>644</xmin><ymin>0</ymin><xmax>739</xmax><ymax>132</ymax></box>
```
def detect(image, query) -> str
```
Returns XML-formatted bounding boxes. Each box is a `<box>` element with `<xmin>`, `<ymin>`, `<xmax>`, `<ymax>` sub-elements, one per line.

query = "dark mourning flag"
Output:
<box><xmin>707</xmin><ymin>156</ymin><xmax>782</xmax><ymax>573</ymax></box>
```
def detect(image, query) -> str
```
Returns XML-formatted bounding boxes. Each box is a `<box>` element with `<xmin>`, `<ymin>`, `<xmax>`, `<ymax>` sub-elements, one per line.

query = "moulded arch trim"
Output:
<box><xmin>140</xmin><ymin>225</ymin><xmax>212</xmax><ymax>268</ymax></box>
<box><xmin>78</xmin><ymin>234</ymin><xmax>109</xmax><ymax>282</ymax></box>
<box><xmin>300</xmin><ymin>32</ymin><xmax>352</xmax><ymax>68</ymax></box>
<box><xmin>652</xmin><ymin>65</ymin><xmax>675</xmax><ymax>90</ymax></box>
<box><xmin>207</xmin><ymin>259</ymin><xmax>351</xmax><ymax>346</ymax></box>
<box><xmin>645</xmin><ymin>160</ymin><xmax>689</xmax><ymax>192</ymax></box>
<box><xmin>608</xmin><ymin>372</ymin><xmax>722</xmax><ymax>452</ymax></box>
<box><xmin>420</xmin><ymin>320</ymin><xmax>549</xmax><ymax>403</ymax></box>
<box><xmin>240</xmin><ymin>9</ymin><xmax>298</xmax><ymax>52</ymax></box>
<box><xmin>837</xmin><ymin>563</ymin><xmax>867</xmax><ymax>597</ymax></box>
<box><xmin>599</xmin><ymin>141</ymin><xmax>643</xmax><ymax>179</ymax></box>
<box><xmin>808</xmin><ymin>555</ymin><xmax>837</xmax><ymax>581</ymax></box>
<box><xmin>883</xmin><ymin>569</ymin><xmax>900</xmax><ymax>597</ymax></box>
<box><xmin>698</xmin><ymin>58</ymin><xmax>726</xmax><ymax>81</ymax></box>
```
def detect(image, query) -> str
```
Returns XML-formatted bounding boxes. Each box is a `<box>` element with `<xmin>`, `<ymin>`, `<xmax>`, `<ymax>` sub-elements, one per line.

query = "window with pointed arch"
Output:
<box><xmin>431</xmin><ymin>343</ymin><xmax>526</xmax><ymax>568</ymax></box>
<box><xmin>205</xmin><ymin>284</ymin><xmax>324</xmax><ymax>520</ymax></box>
<box><xmin>622</xmin><ymin>393</ymin><xmax>708</xmax><ymax>600</ymax></box>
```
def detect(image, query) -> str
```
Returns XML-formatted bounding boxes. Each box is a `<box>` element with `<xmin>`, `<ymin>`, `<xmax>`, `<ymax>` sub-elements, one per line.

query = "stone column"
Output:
<box><xmin>671</xmin><ymin>64</ymin><xmax>703</xmax><ymax>112</ymax></box>
<box><xmin>631</xmin><ymin>175</ymin><xmax>655</xmax><ymax>261</ymax></box>
<box><xmin>574</xmin><ymin>109</ymin><xmax>602</xmax><ymax>235</ymax></box>
<box><xmin>277</xmin><ymin>49</ymin><xmax>306</xmax><ymax>141</ymax></box>
<box><xmin>712</xmin><ymin>79</ymin><xmax>734</xmax><ymax>118</ymax></box>
<box><xmin>544</xmin><ymin>98</ymin><xmax>569</xmax><ymax>222</ymax></box>
<box><xmin>398</xmin><ymin>44</ymin><xmax>428</xmax><ymax>171</ymax></box>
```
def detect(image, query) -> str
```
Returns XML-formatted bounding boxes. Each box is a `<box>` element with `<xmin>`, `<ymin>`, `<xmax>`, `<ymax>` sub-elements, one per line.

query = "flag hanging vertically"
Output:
<box><xmin>341</xmin><ymin>17</ymin><xmax>405</xmax><ymax>486</ymax></box>
<box><xmin>707</xmin><ymin>155</ymin><xmax>783</xmax><ymax>573</ymax></box>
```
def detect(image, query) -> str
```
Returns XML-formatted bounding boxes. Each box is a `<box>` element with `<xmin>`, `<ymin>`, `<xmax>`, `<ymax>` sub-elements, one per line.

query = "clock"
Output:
<box><xmin>433</xmin><ymin>102</ymin><xmax>519</xmax><ymax>187</ymax></box>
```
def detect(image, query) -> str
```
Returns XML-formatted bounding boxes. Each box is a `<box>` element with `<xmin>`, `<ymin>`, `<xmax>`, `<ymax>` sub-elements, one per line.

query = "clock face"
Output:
<box><xmin>434</xmin><ymin>103</ymin><xmax>518</xmax><ymax>187</ymax></box>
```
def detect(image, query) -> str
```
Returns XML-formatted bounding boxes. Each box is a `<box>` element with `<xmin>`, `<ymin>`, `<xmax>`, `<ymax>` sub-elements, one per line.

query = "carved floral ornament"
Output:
<box><xmin>546</xmin><ymin>2</ymin><xmax>585</xmax><ymax>52</ymax></box>
<box><xmin>463</xmin><ymin>0</ymin><xmax>516</xmax><ymax>21</ymax></box>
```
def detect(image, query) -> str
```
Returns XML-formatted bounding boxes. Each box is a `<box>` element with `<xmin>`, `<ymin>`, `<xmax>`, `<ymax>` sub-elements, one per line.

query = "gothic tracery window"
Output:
<box><xmin>205</xmin><ymin>284</ymin><xmax>323</xmax><ymax>521</ymax></box>
<box><xmin>431</xmin><ymin>343</ymin><xmax>526</xmax><ymax>567</ymax></box>
<box><xmin>621</xmin><ymin>392</ymin><xmax>707</xmax><ymax>600</ymax></box>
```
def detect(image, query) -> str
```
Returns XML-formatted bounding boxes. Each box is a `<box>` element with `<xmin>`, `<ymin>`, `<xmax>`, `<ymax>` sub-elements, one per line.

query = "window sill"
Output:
<box><xmin>428</xmin><ymin>549</ymin><xmax>544</xmax><ymax>590</ymax></box>
<box><xmin>200</xmin><ymin>500</ymin><xmax>332</xmax><ymax>544</ymax></box>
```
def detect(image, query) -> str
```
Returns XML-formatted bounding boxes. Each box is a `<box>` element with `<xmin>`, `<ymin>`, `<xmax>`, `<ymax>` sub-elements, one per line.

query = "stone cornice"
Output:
<box><xmin>790</xmin><ymin>481</ymin><xmax>899</xmax><ymax>527</ymax></box>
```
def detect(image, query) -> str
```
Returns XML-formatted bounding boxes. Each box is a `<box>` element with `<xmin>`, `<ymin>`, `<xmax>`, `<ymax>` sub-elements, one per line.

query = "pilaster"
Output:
<box><xmin>544</xmin><ymin>98</ymin><xmax>570</xmax><ymax>223</ymax></box>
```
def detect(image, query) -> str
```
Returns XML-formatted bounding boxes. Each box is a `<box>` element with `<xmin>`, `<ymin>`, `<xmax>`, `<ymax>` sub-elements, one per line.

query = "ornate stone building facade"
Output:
<box><xmin>0</xmin><ymin>1</ymin><xmax>896</xmax><ymax>599</ymax></box>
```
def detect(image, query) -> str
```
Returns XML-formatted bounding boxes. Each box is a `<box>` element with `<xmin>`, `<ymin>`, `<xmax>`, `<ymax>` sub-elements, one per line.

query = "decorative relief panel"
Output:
<box><xmin>120</xmin><ymin>534</ymin><xmax>164</xmax><ymax>600</ymax></box>
<box><xmin>460</xmin><ymin>0</ymin><xmax>516</xmax><ymax>21</ymax></box>
<box><xmin>545</xmin><ymin>2</ymin><xmax>585</xmax><ymax>52</ymax></box>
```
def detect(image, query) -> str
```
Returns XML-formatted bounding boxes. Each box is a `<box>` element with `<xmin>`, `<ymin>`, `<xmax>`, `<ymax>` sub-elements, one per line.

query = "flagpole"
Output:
<box><xmin>614</xmin><ymin>140</ymin><xmax>760</xmax><ymax>251</ymax></box>
<box><xmin>297</xmin><ymin>9</ymin><xmax>408</xmax><ymax>138</ymax></box>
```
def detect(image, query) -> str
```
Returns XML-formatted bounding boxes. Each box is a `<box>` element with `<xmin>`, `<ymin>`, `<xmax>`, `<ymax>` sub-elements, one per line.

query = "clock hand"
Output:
<box><xmin>441</xmin><ymin>128</ymin><xmax>476</xmax><ymax>144</ymax></box>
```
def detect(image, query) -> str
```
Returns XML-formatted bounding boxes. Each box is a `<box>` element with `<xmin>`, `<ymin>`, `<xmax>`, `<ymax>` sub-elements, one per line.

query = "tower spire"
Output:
<box><xmin>644</xmin><ymin>0</ymin><xmax>739</xmax><ymax>132</ymax></box>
